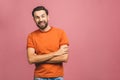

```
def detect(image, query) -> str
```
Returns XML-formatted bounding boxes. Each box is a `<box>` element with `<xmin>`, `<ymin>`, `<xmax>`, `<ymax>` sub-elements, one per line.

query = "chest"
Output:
<box><xmin>33</xmin><ymin>32</ymin><xmax>61</xmax><ymax>53</ymax></box>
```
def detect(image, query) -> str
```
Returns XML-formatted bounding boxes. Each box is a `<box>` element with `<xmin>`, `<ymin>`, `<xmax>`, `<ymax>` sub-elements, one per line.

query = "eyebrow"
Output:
<box><xmin>34</xmin><ymin>13</ymin><xmax>45</xmax><ymax>17</ymax></box>
<box><xmin>41</xmin><ymin>14</ymin><xmax>45</xmax><ymax>16</ymax></box>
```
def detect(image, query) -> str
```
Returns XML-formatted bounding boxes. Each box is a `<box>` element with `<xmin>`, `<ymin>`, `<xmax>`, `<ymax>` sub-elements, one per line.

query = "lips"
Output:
<box><xmin>38</xmin><ymin>21</ymin><xmax>45</xmax><ymax>25</ymax></box>
<box><xmin>40</xmin><ymin>22</ymin><xmax>45</xmax><ymax>25</ymax></box>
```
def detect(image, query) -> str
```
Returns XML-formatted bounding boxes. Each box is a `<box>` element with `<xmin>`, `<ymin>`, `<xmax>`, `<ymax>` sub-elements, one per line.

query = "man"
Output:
<box><xmin>27</xmin><ymin>6</ymin><xmax>69</xmax><ymax>80</ymax></box>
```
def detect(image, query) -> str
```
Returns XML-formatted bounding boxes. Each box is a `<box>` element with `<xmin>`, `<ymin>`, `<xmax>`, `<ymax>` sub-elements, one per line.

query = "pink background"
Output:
<box><xmin>0</xmin><ymin>0</ymin><xmax>120</xmax><ymax>80</ymax></box>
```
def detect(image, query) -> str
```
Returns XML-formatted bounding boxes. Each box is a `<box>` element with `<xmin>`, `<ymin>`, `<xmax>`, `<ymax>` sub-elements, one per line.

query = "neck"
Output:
<box><xmin>39</xmin><ymin>25</ymin><xmax>51</xmax><ymax>32</ymax></box>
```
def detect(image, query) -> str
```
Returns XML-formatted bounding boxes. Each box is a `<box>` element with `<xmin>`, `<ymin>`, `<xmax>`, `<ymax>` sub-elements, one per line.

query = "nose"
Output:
<box><xmin>39</xmin><ymin>17</ymin><xmax>43</xmax><ymax>21</ymax></box>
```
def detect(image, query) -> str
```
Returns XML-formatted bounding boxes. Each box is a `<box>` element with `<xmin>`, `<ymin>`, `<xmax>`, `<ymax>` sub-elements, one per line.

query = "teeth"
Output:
<box><xmin>41</xmin><ymin>22</ymin><xmax>44</xmax><ymax>24</ymax></box>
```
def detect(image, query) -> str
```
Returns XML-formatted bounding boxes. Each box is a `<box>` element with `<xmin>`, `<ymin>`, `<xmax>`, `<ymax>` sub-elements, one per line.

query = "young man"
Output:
<box><xmin>27</xmin><ymin>6</ymin><xmax>69</xmax><ymax>80</ymax></box>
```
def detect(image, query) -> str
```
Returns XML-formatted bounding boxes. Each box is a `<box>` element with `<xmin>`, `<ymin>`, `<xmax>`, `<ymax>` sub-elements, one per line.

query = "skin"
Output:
<box><xmin>33</xmin><ymin>10</ymin><xmax>50</xmax><ymax>32</ymax></box>
<box><xmin>27</xmin><ymin>10</ymin><xmax>69</xmax><ymax>64</ymax></box>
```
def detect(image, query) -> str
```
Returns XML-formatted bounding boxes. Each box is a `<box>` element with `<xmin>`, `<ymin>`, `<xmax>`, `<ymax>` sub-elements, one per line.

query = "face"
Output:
<box><xmin>33</xmin><ymin>10</ymin><xmax>49</xmax><ymax>30</ymax></box>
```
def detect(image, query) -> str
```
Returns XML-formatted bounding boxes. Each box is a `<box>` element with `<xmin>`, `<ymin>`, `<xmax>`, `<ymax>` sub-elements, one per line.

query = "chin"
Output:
<box><xmin>39</xmin><ymin>26</ymin><xmax>47</xmax><ymax>30</ymax></box>
<box><xmin>37</xmin><ymin>24</ymin><xmax>48</xmax><ymax>30</ymax></box>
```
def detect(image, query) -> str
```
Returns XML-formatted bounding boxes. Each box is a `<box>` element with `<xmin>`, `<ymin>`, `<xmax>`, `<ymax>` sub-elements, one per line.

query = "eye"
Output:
<box><xmin>34</xmin><ymin>16</ymin><xmax>39</xmax><ymax>19</ymax></box>
<box><xmin>41</xmin><ymin>15</ymin><xmax>45</xmax><ymax>18</ymax></box>
<box><xmin>41</xmin><ymin>14</ymin><xmax>46</xmax><ymax>18</ymax></box>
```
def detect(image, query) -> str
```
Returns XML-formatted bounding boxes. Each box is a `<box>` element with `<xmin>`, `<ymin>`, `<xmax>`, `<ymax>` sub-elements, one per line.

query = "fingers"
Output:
<box><xmin>54</xmin><ymin>45</ymin><xmax>69</xmax><ymax>56</ymax></box>
<box><xmin>62</xmin><ymin>46</ymin><xmax>69</xmax><ymax>51</ymax></box>
<box><xmin>61</xmin><ymin>47</ymin><xmax>69</xmax><ymax>54</ymax></box>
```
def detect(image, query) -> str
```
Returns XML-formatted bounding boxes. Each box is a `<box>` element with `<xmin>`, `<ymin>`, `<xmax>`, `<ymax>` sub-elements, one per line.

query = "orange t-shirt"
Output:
<box><xmin>27</xmin><ymin>27</ymin><xmax>69</xmax><ymax>78</ymax></box>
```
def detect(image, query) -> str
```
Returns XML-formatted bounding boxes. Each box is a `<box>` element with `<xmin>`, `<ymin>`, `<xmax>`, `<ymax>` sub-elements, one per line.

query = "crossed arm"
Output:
<box><xmin>27</xmin><ymin>45</ymin><xmax>69</xmax><ymax>64</ymax></box>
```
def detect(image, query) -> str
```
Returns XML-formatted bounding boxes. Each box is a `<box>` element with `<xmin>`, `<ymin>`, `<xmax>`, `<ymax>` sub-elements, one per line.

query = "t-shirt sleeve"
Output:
<box><xmin>27</xmin><ymin>33</ymin><xmax>35</xmax><ymax>48</ymax></box>
<box><xmin>59</xmin><ymin>30</ymin><xmax>69</xmax><ymax>46</ymax></box>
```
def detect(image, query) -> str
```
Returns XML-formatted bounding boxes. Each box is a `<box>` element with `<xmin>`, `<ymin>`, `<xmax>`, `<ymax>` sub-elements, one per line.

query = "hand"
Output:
<box><xmin>54</xmin><ymin>46</ymin><xmax>69</xmax><ymax>56</ymax></box>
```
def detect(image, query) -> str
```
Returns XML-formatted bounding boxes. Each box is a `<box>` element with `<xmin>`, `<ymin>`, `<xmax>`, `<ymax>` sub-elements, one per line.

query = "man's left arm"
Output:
<box><xmin>46</xmin><ymin>53</ymin><xmax>68</xmax><ymax>63</ymax></box>
<box><xmin>46</xmin><ymin>30</ymin><xmax>69</xmax><ymax>63</ymax></box>
<box><xmin>45</xmin><ymin>45</ymin><xmax>69</xmax><ymax>63</ymax></box>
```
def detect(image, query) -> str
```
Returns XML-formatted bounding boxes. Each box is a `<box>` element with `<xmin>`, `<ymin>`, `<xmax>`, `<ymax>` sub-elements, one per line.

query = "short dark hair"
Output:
<box><xmin>32</xmin><ymin>6</ymin><xmax>48</xmax><ymax>17</ymax></box>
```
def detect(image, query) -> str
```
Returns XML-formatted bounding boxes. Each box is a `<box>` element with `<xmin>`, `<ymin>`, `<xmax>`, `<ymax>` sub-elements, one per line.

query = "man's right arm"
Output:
<box><xmin>27</xmin><ymin>48</ymin><xmax>55</xmax><ymax>64</ymax></box>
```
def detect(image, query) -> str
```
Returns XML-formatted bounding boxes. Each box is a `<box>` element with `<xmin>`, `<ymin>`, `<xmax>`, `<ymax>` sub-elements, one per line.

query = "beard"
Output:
<box><xmin>36</xmin><ymin>21</ymin><xmax>48</xmax><ymax>30</ymax></box>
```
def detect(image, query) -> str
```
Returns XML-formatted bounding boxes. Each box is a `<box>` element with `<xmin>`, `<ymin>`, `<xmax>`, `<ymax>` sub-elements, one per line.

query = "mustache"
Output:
<box><xmin>38</xmin><ymin>21</ymin><xmax>45</xmax><ymax>24</ymax></box>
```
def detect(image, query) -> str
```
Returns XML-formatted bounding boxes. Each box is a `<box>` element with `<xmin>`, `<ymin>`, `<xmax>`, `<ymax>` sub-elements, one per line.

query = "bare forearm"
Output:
<box><xmin>27</xmin><ymin>45</ymin><xmax>68</xmax><ymax>64</ymax></box>
<box><xmin>30</xmin><ymin>50</ymin><xmax>68</xmax><ymax>64</ymax></box>
<box><xmin>45</xmin><ymin>54</ymin><xmax>69</xmax><ymax>63</ymax></box>
<box><xmin>28</xmin><ymin>52</ymin><xmax>56</xmax><ymax>64</ymax></box>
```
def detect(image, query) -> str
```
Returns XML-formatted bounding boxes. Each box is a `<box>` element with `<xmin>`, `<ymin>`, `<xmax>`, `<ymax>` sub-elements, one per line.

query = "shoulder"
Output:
<box><xmin>29</xmin><ymin>29</ymin><xmax>39</xmax><ymax>35</ymax></box>
<box><xmin>27</xmin><ymin>29</ymin><xmax>40</xmax><ymax>37</ymax></box>
<box><xmin>52</xmin><ymin>27</ymin><xmax>65</xmax><ymax>33</ymax></box>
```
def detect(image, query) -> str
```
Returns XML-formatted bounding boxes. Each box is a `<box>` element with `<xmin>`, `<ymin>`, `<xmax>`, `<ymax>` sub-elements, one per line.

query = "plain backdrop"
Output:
<box><xmin>0</xmin><ymin>0</ymin><xmax>120</xmax><ymax>80</ymax></box>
